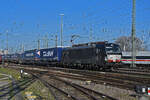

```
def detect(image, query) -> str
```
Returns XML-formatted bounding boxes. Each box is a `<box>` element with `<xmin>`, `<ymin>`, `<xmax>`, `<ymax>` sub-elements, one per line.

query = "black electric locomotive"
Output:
<box><xmin>61</xmin><ymin>41</ymin><xmax>122</xmax><ymax>70</ymax></box>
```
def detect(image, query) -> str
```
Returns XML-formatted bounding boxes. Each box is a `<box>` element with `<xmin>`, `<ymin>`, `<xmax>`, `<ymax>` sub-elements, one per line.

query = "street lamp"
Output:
<box><xmin>60</xmin><ymin>14</ymin><xmax>64</xmax><ymax>47</ymax></box>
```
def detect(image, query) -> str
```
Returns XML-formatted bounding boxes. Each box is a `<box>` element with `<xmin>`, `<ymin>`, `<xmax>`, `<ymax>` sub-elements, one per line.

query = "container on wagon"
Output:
<box><xmin>37</xmin><ymin>47</ymin><xmax>64</xmax><ymax>62</ymax></box>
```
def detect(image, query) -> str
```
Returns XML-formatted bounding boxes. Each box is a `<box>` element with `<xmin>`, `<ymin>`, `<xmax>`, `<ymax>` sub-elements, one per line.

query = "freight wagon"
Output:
<box><xmin>10</xmin><ymin>53</ymin><xmax>20</xmax><ymax>63</ymax></box>
<box><xmin>3</xmin><ymin>54</ymin><xmax>12</xmax><ymax>62</ymax></box>
<box><xmin>21</xmin><ymin>49</ymin><xmax>38</xmax><ymax>64</ymax></box>
<box><xmin>35</xmin><ymin>47</ymin><xmax>64</xmax><ymax>65</ymax></box>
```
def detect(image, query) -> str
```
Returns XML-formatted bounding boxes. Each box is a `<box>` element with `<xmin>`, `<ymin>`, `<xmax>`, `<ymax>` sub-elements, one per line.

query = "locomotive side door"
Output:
<box><xmin>96</xmin><ymin>47</ymin><xmax>105</xmax><ymax>66</ymax></box>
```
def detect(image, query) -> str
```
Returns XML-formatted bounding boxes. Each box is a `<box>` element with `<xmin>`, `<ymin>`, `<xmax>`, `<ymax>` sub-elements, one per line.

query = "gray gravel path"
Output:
<box><xmin>0</xmin><ymin>74</ymin><xmax>11</xmax><ymax>100</ymax></box>
<box><xmin>0</xmin><ymin>73</ymin><xmax>23</xmax><ymax>100</ymax></box>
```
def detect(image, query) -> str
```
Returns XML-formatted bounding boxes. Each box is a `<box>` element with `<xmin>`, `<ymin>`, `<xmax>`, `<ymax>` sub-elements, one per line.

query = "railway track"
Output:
<box><xmin>29</xmin><ymin>70</ymin><xmax>117</xmax><ymax>100</ymax></box>
<box><xmin>0</xmin><ymin>77</ymin><xmax>35</xmax><ymax>99</ymax></box>
<box><xmin>32</xmin><ymin>73</ymin><xmax>79</xmax><ymax>100</ymax></box>
<box><xmin>5</xmin><ymin>64</ymin><xmax>150</xmax><ymax>91</ymax></box>
<box><xmin>6</xmin><ymin>63</ymin><xmax>150</xmax><ymax>76</ymax></box>
<box><xmin>116</xmin><ymin>65</ymin><xmax>150</xmax><ymax>73</ymax></box>
<box><xmin>25</xmin><ymin>67</ymin><xmax>150</xmax><ymax>90</ymax></box>
<box><xmin>112</xmin><ymin>66</ymin><xmax>150</xmax><ymax>78</ymax></box>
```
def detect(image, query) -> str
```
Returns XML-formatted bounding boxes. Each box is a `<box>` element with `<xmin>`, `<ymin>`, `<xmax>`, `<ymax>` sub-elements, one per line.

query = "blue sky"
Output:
<box><xmin>0</xmin><ymin>0</ymin><xmax>150</xmax><ymax>52</ymax></box>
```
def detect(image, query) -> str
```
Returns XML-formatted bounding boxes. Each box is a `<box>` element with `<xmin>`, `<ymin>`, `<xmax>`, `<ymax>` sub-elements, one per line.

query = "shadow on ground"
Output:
<box><xmin>0</xmin><ymin>78</ymin><xmax>35</xmax><ymax>100</ymax></box>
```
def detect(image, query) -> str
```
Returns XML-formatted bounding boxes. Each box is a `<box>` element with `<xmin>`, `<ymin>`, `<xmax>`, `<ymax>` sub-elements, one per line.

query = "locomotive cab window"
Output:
<box><xmin>106</xmin><ymin>44</ymin><xmax>121</xmax><ymax>53</ymax></box>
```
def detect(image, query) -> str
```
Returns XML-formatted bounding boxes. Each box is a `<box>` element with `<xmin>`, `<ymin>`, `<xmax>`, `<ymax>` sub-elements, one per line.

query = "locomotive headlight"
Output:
<box><xmin>107</xmin><ymin>55</ymin><xmax>113</xmax><ymax>59</ymax></box>
<box><xmin>105</xmin><ymin>55</ymin><xmax>113</xmax><ymax>61</ymax></box>
<box><xmin>105</xmin><ymin>57</ymin><xmax>108</xmax><ymax>61</ymax></box>
<box><xmin>106</xmin><ymin>54</ymin><xmax>121</xmax><ymax>63</ymax></box>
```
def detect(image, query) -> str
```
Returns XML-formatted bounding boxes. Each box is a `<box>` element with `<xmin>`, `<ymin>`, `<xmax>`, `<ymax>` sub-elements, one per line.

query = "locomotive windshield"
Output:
<box><xmin>105</xmin><ymin>43</ymin><xmax>121</xmax><ymax>53</ymax></box>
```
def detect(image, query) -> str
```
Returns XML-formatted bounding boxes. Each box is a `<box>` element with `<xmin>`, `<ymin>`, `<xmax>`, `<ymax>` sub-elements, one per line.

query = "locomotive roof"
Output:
<box><xmin>63</xmin><ymin>42</ymin><xmax>119</xmax><ymax>50</ymax></box>
<box><xmin>72</xmin><ymin>41</ymin><xmax>108</xmax><ymax>47</ymax></box>
<box><xmin>65</xmin><ymin>44</ymin><xmax>106</xmax><ymax>50</ymax></box>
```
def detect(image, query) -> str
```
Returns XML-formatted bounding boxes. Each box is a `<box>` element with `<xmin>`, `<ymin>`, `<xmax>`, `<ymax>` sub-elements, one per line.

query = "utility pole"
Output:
<box><xmin>131</xmin><ymin>0</ymin><xmax>136</xmax><ymax>67</ymax></box>
<box><xmin>55</xmin><ymin>35</ymin><xmax>58</xmax><ymax>47</ymax></box>
<box><xmin>22</xmin><ymin>44</ymin><xmax>24</xmax><ymax>52</ymax></box>
<box><xmin>0</xmin><ymin>33</ymin><xmax>2</xmax><ymax>49</ymax></box>
<box><xmin>37</xmin><ymin>39</ymin><xmax>40</xmax><ymax>50</ymax></box>
<box><xmin>44</xmin><ymin>34</ymin><xmax>48</xmax><ymax>48</ymax></box>
<box><xmin>6</xmin><ymin>30</ymin><xmax>8</xmax><ymax>54</ymax></box>
<box><xmin>89</xmin><ymin>26</ymin><xmax>93</xmax><ymax>43</ymax></box>
<box><xmin>46</xmin><ymin>38</ymin><xmax>48</xmax><ymax>48</ymax></box>
<box><xmin>60</xmin><ymin>14</ymin><xmax>64</xmax><ymax>47</ymax></box>
<box><xmin>19</xmin><ymin>44</ymin><xmax>22</xmax><ymax>53</ymax></box>
<box><xmin>9</xmin><ymin>47</ymin><xmax>13</xmax><ymax>54</ymax></box>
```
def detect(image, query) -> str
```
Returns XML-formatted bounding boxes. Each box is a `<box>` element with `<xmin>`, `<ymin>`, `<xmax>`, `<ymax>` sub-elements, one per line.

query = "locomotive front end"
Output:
<box><xmin>105</xmin><ymin>43</ymin><xmax>122</xmax><ymax>65</ymax></box>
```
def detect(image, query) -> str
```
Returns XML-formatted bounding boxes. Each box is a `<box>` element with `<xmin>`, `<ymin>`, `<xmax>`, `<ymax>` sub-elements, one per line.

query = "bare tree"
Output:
<box><xmin>115</xmin><ymin>36</ymin><xmax>147</xmax><ymax>51</ymax></box>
